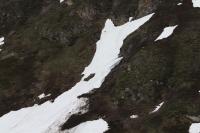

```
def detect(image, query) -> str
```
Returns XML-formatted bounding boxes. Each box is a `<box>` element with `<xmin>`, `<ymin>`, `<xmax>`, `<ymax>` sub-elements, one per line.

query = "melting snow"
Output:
<box><xmin>0</xmin><ymin>13</ymin><xmax>154</xmax><ymax>133</ymax></box>
<box><xmin>189</xmin><ymin>123</ymin><xmax>200</xmax><ymax>133</ymax></box>
<box><xmin>0</xmin><ymin>37</ymin><xmax>4</xmax><ymax>45</ymax></box>
<box><xmin>150</xmin><ymin>102</ymin><xmax>164</xmax><ymax>114</ymax></box>
<box><xmin>155</xmin><ymin>25</ymin><xmax>178</xmax><ymax>41</ymax></box>
<box><xmin>192</xmin><ymin>0</ymin><xmax>200</xmax><ymax>7</ymax></box>
<box><xmin>38</xmin><ymin>93</ymin><xmax>51</xmax><ymax>99</ymax></box>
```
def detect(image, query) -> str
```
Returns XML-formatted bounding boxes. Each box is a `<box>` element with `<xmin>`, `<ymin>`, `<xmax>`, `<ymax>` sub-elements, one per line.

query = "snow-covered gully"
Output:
<box><xmin>0</xmin><ymin>14</ymin><xmax>154</xmax><ymax>133</ymax></box>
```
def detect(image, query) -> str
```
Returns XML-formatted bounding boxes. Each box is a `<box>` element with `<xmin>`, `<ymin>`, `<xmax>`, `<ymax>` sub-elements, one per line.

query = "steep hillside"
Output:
<box><xmin>0</xmin><ymin>0</ymin><xmax>200</xmax><ymax>133</ymax></box>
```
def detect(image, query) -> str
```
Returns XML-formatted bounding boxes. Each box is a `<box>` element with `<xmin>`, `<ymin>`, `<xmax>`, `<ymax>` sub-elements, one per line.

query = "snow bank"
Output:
<box><xmin>189</xmin><ymin>123</ymin><xmax>200</xmax><ymax>133</ymax></box>
<box><xmin>192</xmin><ymin>0</ymin><xmax>200</xmax><ymax>7</ymax></box>
<box><xmin>0</xmin><ymin>13</ymin><xmax>154</xmax><ymax>133</ymax></box>
<box><xmin>155</xmin><ymin>25</ymin><xmax>178</xmax><ymax>41</ymax></box>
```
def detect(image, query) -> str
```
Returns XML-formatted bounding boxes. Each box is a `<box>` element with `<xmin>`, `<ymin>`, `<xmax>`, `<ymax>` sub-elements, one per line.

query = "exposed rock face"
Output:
<box><xmin>0</xmin><ymin>0</ymin><xmax>200</xmax><ymax>132</ymax></box>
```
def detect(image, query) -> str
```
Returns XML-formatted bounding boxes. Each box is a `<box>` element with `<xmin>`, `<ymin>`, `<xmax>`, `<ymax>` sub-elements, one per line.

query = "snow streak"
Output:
<box><xmin>155</xmin><ymin>25</ymin><xmax>178</xmax><ymax>41</ymax></box>
<box><xmin>150</xmin><ymin>102</ymin><xmax>164</xmax><ymax>114</ymax></box>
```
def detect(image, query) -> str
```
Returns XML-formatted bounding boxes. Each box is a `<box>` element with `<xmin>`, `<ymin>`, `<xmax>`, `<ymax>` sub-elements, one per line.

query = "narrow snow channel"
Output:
<box><xmin>155</xmin><ymin>25</ymin><xmax>178</xmax><ymax>41</ymax></box>
<box><xmin>0</xmin><ymin>13</ymin><xmax>154</xmax><ymax>133</ymax></box>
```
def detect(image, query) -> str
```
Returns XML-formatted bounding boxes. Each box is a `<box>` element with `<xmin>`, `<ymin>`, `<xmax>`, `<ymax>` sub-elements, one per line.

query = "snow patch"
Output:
<box><xmin>67</xmin><ymin>119</ymin><xmax>109</xmax><ymax>133</ymax></box>
<box><xmin>192</xmin><ymin>0</ymin><xmax>200</xmax><ymax>7</ymax></box>
<box><xmin>130</xmin><ymin>115</ymin><xmax>138</xmax><ymax>119</ymax></box>
<box><xmin>189</xmin><ymin>123</ymin><xmax>200</xmax><ymax>133</ymax></box>
<box><xmin>150</xmin><ymin>102</ymin><xmax>164</xmax><ymax>114</ymax></box>
<box><xmin>38</xmin><ymin>93</ymin><xmax>51</xmax><ymax>99</ymax></box>
<box><xmin>60</xmin><ymin>0</ymin><xmax>64</xmax><ymax>3</ymax></box>
<box><xmin>0</xmin><ymin>37</ymin><xmax>4</xmax><ymax>45</ymax></box>
<box><xmin>177</xmin><ymin>3</ymin><xmax>182</xmax><ymax>5</ymax></box>
<box><xmin>129</xmin><ymin>17</ymin><xmax>133</xmax><ymax>22</ymax></box>
<box><xmin>155</xmin><ymin>25</ymin><xmax>178</xmax><ymax>41</ymax></box>
<box><xmin>0</xmin><ymin>13</ymin><xmax>154</xmax><ymax>133</ymax></box>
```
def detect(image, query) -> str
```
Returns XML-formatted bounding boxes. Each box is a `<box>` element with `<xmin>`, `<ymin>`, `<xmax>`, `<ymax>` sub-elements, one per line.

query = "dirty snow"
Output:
<box><xmin>189</xmin><ymin>123</ymin><xmax>200</xmax><ymax>133</ymax></box>
<box><xmin>150</xmin><ymin>102</ymin><xmax>164</xmax><ymax>114</ymax></box>
<box><xmin>155</xmin><ymin>25</ymin><xmax>178</xmax><ymax>41</ymax></box>
<box><xmin>38</xmin><ymin>93</ymin><xmax>51</xmax><ymax>99</ymax></box>
<box><xmin>0</xmin><ymin>13</ymin><xmax>154</xmax><ymax>133</ymax></box>
<box><xmin>192</xmin><ymin>0</ymin><xmax>200</xmax><ymax>7</ymax></box>
<box><xmin>67</xmin><ymin>119</ymin><xmax>109</xmax><ymax>133</ymax></box>
<box><xmin>0</xmin><ymin>37</ymin><xmax>4</xmax><ymax>45</ymax></box>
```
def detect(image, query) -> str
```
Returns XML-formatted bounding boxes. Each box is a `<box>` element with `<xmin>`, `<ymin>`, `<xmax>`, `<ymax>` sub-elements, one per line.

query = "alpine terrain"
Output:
<box><xmin>0</xmin><ymin>0</ymin><xmax>200</xmax><ymax>133</ymax></box>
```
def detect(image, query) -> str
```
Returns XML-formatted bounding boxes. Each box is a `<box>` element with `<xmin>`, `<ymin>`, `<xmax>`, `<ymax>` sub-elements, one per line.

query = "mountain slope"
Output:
<box><xmin>0</xmin><ymin>0</ymin><xmax>200</xmax><ymax>133</ymax></box>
